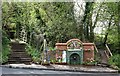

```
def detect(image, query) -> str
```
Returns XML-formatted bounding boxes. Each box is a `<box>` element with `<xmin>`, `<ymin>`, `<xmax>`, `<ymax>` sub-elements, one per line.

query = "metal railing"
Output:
<box><xmin>93</xmin><ymin>43</ymin><xmax>101</xmax><ymax>63</ymax></box>
<box><xmin>105</xmin><ymin>44</ymin><xmax>112</xmax><ymax>58</ymax></box>
<box><xmin>94</xmin><ymin>43</ymin><xmax>98</xmax><ymax>53</ymax></box>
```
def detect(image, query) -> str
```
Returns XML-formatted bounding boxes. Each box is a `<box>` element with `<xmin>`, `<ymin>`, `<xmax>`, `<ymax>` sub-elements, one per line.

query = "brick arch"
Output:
<box><xmin>66</xmin><ymin>39</ymin><xmax>83</xmax><ymax>45</ymax></box>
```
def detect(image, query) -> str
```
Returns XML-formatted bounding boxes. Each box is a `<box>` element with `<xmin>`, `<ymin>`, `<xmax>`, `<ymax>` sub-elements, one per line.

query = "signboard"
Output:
<box><xmin>67</xmin><ymin>40</ymin><xmax>82</xmax><ymax>49</ymax></box>
<box><xmin>62</xmin><ymin>51</ymin><xmax>66</xmax><ymax>63</ymax></box>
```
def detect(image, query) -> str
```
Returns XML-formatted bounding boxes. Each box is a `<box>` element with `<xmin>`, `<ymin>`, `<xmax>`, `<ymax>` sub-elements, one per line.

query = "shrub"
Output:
<box><xmin>109</xmin><ymin>54</ymin><xmax>120</xmax><ymax>69</ymax></box>
<box><xmin>25</xmin><ymin>44</ymin><xmax>41</xmax><ymax>63</ymax></box>
<box><xmin>1</xmin><ymin>30</ymin><xmax>11</xmax><ymax>64</ymax></box>
<box><xmin>83</xmin><ymin>58</ymin><xmax>97</xmax><ymax>65</ymax></box>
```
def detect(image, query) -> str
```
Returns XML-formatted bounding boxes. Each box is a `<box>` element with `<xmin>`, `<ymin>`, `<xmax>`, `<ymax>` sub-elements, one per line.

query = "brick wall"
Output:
<box><xmin>55</xmin><ymin>43</ymin><xmax>67</xmax><ymax>50</ymax></box>
<box><xmin>83</xmin><ymin>43</ymin><xmax>94</xmax><ymax>62</ymax></box>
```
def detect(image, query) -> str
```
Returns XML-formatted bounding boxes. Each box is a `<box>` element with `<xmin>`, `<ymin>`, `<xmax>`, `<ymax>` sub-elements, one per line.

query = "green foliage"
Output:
<box><xmin>49</xmin><ymin>47</ymin><xmax>56</xmax><ymax>51</ymax></box>
<box><xmin>2</xmin><ymin>2</ymin><xmax>77</xmax><ymax>47</ymax></box>
<box><xmin>1</xmin><ymin>30</ymin><xmax>11</xmax><ymax>64</ymax></box>
<box><xmin>2</xmin><ymin>2</ymin><xmax>120</xmax><ymax>65</ymax></box>
<box><xmin>83</xmin><ymin>60</ymin><xmax>97</xmax><ymax>65</ymax></box>
<box><xmin>109</xmin><ymin>54</ymin><xmax>120</xmax><ymax>69</ymax></box>
<box><xmin>25</xmin><ymin>44</ymin><xmax>41</xmax><ymax>63</ymax></box>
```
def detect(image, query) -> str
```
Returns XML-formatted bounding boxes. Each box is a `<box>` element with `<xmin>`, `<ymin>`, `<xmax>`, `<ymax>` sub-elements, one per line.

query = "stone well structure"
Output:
<box><xmin>55</xmin><ymin>39</ymin><xmax>94</xmax><ymax>65</ymax></box>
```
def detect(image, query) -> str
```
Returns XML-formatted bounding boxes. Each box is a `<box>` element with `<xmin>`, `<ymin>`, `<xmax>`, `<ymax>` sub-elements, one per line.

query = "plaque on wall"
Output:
<box><xmin>67</xmin><ymin>40</ymin><xmax>82</xmax><ymax>49</ymax></box>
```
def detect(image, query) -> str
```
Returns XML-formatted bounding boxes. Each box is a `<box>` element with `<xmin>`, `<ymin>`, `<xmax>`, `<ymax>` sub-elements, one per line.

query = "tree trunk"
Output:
<box><xmin>80</xmin><ymin>21</ymin><xmax>85</xmax><ymax>42</ymax></box>
<box><xmin>89</xmin><ymin>11</ymin><xmax>93</xmax><ymax>42</ymax></box>
<box><xmin>89</xmin><ymin>27</ymin><xmax>94</xmax><ymax>42</ymax></box>
<box><xmin>103</xmin><ymin>15</ymin><xmax>113</xmax><ymax>45</ymax></box>
<box><xmin>16</xmin><ymin>22</ymin><xmax>20</xmax><ymax>39</ymax></box>
<box><xmin>82</xmin><ymin>2</ymin><xmax>93</xmax><ymax>42</ymax></box>
<box><xmin>118</xmin><ymin>2</ymin><xmax>120</xmax><ymax>50</ymax></box>
<box><xmin>90</xmin><ymin>3</ymin><xmax>103</xmax><ymax>42</ymax></box>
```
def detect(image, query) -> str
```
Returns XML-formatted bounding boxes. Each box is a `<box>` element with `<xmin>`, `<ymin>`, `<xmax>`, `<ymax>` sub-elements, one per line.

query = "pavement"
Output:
<box><xmin>1</xmin><ymin>66</ymin><xmax>120</xmax><ymax>76</ymax></box>
<box><xmin>1</xmin><ymin>64</ymin><xmax>119</xmax><ymax>73</ymax></box>
<box><xmin>1</xmin><ymin>66</ymin><xmax>86</xmax><ymax>74</ymax></box>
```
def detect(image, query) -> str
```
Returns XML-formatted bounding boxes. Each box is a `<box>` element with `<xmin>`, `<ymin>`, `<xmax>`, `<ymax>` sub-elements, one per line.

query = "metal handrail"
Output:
<box><xmin>94</xmin><ymin>43</ymin><xmax>98</xmax><ymax>53</ymax></box>
<box><xmin>104</xmin><ymin>50</ymin><xmax>109</xmax><ymax>59</ymax></box>
<box><xmin>105</xmin><ymin>44</ymin><xmax>112</xmax><ymax>57</ymax></box>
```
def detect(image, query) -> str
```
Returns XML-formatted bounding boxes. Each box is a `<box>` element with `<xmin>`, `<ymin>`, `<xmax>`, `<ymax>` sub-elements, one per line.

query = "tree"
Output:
<box><xmin>103</xmin><ymin>15</ymin><xmax>113</xmax><ymax>45</ymax></box>
<box><xmin>118</xmin><ymin>2</ymin><xmax>120</xmax><ymax>50</ymax></box>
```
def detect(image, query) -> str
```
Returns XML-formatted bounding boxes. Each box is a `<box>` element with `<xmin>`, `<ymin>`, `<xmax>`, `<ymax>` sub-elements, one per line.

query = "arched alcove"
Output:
<box><xmin>70</xmin><ymin>53</ymin><xmax>80</xmax><ymax>65</ymax></box>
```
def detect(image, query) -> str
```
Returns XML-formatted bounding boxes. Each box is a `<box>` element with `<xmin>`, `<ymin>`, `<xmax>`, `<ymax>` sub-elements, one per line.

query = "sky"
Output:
<box><xmin>74</xmin><ymin>0</ymin><xmax>104</xmax><ymax>34</ymax></box>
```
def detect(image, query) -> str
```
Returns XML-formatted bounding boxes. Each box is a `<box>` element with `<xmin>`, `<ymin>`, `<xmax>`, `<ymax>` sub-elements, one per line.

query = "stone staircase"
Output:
<box><xmin>98</xmin><ymin>49</ymin><xmax>108</xmax><ymax>64</ymax></box>
<box><xmin>97</xmin><ymin>44</ymin><xmax>112</xmax><ymax>65</ymax></box>
<box><xmin>8</xmin><ymin>41</ymin><xmax>32</xmax><ymax>64</ymax></box>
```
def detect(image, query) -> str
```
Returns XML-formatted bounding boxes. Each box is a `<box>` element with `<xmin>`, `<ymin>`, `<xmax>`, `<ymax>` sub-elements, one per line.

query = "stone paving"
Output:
<box><xmin>52</xmin><ymin>64</ymin><xmax>118</xmax><ymax>72</ymax></box>
<box><xmin>2</xmin><ymin>64</ymin><xmax>118</xmax><ymax>73</ymax></box>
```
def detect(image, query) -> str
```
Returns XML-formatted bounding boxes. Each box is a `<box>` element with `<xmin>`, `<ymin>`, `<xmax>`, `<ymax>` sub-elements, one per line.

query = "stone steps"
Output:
<box><xmin>10</xmin><ymin>42</ymin><xmax>26</xmax><ymax>50</ymax></box>
<box><xmin>11</xmin><ymin>49</ymin><xmax>26</xmax><ymax>52</ymax></box>
<box><xmin>98</xmin><ymin>49</ymin><xmax>108</xmax><ymax>64</ymax></box>
<box><xmin>8</xmin><ymin>42</ymin><xmax>32</xmax><ymax>64</ymax></box>
<box><xmin>9</xmin><ymin>52</ymin><xmax>31</xmax><ymax>58</ymax></box>
<box><xmin>8</xmin><ymin>58</ymin><xmax>32</xmax><ymax>61</ymax></box>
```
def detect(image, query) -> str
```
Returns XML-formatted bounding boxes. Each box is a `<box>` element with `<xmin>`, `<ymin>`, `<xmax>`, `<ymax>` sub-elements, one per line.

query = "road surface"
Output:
<box><xmin>0</xmin><ymin>66</ymin><xmax>119</xmax><ymax>76</ymax></box>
